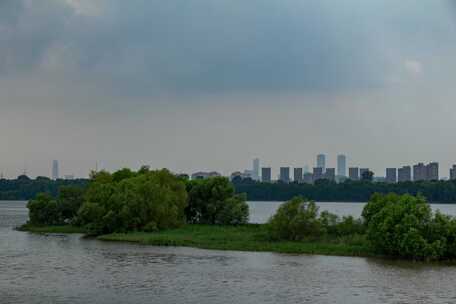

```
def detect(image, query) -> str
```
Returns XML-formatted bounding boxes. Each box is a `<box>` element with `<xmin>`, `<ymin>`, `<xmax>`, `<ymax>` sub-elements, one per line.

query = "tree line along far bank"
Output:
<box><xmin>3</xmin><ymin>173</ymin><xmax>456</xmax><ymax>203</ymax></box>
<box><xmin>23</xmin><ymin>167</ymin><xmax>456</xmax><ymax>261</ymax></box>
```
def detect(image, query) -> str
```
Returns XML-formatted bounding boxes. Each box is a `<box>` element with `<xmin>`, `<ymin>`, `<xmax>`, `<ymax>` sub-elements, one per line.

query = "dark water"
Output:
<box><xmin>2</xmin><ymin>201</ymin><xmax>456</xmax><ymax>304</ymax></box>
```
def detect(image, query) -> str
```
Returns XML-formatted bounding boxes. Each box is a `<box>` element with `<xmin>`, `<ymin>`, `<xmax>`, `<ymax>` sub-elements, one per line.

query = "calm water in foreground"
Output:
<box><xmin>2</xmin><ymin>201</ymin><xmax>456</xmax><ymax>303</ymax></box>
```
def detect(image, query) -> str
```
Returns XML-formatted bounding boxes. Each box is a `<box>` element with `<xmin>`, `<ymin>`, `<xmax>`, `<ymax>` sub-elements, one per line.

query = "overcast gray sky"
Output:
<box><xmin>1</xmin><ymin>0</ymin><xmax>456</xmax><ymax>178</ymax></box>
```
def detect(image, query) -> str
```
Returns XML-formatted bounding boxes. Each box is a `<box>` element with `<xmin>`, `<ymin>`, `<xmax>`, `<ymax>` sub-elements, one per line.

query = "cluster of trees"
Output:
<box><xmin>0</xmin><ymin>176</ymin><xmax>88</xmax><ymax>200</ymax></box>
<box><xmin>26</xmin><ymin>168</ymin><xmax>250</xmax><ymax>235</ymax></box>
<box><xmin>234</xmin><ymin>179</ymin><xmax>456</xmax><ymax>203</ymax></box>
<box><xmin>267</xmin><ymin>197</ymin><xmax>364</xmax><ymax>241</ymax></box>
<box><xmin>363</xmin><ymin>194</ymin><xmax>456</xmax><ymax>260</ymax></box>
<box><xmin>267</xmin><ymin>194</ymin><xmax>456</xmax><ymax>260</ymax></box>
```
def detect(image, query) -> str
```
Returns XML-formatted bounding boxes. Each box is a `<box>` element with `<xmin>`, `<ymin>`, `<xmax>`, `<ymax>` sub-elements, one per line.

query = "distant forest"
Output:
<box><xmin>2</xmin><ymin>175</ymin><xmax>456</xmax><ymax>203</ymax></box>
<box><xmin>0</xmin><ymin>176</ymin><xmax>89</xmax><ymax>201</ymax></box>
<box><xmin>233</xmin><ymin>179</ymin><xmax>456</xmax><ymax>203</ymax></box>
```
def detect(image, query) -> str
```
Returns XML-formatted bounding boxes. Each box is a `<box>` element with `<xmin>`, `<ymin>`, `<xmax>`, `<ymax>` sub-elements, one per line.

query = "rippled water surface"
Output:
<box><xmin>2</xmin><ymin>201</ymin><xmax>456</xmax><ymax>304</ymax></box>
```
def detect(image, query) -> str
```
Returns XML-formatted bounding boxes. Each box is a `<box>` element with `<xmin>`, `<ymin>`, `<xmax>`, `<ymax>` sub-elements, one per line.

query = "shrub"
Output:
<box><xmin>267</xmin><ymin>197</ymin><xmax>322</xmax><ymax>241</ymax></box>
<box><xmin>363</xmin><ymin>193</ymin><xmax>455</xmax><ymax>260</ymax></box>
<box><xmin>185</xmin><ymin>177</ymin><xmax>249</xmax><ymax>225</ymax></box>
<box><xmin>27</xmin><ymin>193</ymin><xmax>61</xmax><ymax>226</ymax></box>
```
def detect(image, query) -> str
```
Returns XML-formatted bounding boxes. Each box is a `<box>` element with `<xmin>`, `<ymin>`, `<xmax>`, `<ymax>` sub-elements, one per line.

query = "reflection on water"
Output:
<box><xmin>2</xmin><ymin>201</ymin><xmax>456</xmax><ymax>304</ymax></box>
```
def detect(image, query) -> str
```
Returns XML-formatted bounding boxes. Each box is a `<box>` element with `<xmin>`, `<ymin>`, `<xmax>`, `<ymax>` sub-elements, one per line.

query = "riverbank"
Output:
<box><xmin>20</xmin><ymin>224</ymin><xmax>372</xmax><ymax>257</ymax></box>
<box><xmin>17</xmin><ymin>224</ymin><xmax>86</xmax><ymax>234</ymax></box>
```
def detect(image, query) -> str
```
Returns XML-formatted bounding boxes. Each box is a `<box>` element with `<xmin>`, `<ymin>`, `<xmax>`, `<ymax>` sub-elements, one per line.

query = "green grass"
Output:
<box><xmin>98</xmin><ymin>224</ymin><xmax>373</xmax><ymax>257</ymax></box>
<box><xmin>18</xmin><ymin>224</ymin><xmax>86</xmax><ymax>234</ymax></box>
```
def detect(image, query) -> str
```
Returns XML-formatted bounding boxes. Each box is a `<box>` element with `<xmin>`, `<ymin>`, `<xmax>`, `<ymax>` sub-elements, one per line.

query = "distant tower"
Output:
<box><xmin>337</xmin><ymin>154</ymin><xmax>347</xmax><ymax>177</ymax></box>
<box><xmin>317</xmin><ymin>154</ymin><xmax>326</xmax><ymax>173</ymax></box>
<box><xmin>252</xmin><ymin>158</ymin><xmax>260</xmax><ymax>181</ymax></box>
<box><xmin>52</xmin><ymin>160</ymin><xmax>59</xmax><ymax>180</ymax></box>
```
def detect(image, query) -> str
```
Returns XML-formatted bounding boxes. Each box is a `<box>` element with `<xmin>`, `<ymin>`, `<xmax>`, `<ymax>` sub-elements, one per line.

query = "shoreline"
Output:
<box><xmin>18</xmin><ymin>224</ymin><xmax>372</xmax><ymax>257</ymax></box>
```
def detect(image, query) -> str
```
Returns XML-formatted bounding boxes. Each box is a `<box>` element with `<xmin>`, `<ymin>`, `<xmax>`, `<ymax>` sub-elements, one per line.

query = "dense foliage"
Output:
<box><xmin>0</xmin><ymin>176</ymin><xmax>88</xmax><ymax>200</ymax></box>
<box><xmin>268</xmin><ymin>194</ymin><xmax>456</xmax><ymax>260</ymax></box>
<box><xmin>77</xmin><ymin>169</ymin><xmax>188</xmax><ymax>235</ymax></box>
<box><xmin>267</xmin><ymin>197</ymin><xmax>365</xmax><ymax>241</ymax></box>
<box><xmin>27</xmin><ymin>186</ymin><xmax>85</xmax><ymax>225</ymax></box>
<box><xmin>363</xmin><ymin>193</ymin><xmax>456</xmax><ymax>260</ymax></box>
<box><xmin>234</xmin><ymin>179</ymin><xmax>456</xmax><ymax>203</ymax></box>
<box><xmin>186</xmin><ymin>177</ymin><xmax>249</xmax><ymax>225</ymax></box>
<box><xmin>25</xmin><ymin>169</ymin><xmax>249</xmax><ymax>235</ymax></box>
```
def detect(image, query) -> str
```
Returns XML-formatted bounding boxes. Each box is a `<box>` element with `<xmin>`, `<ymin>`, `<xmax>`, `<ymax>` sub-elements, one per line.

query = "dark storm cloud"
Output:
<box><xmin>0</xmin><ymin>0</ymin><xmax>454</xmax><ymax>97</ymax></box>
<box><xmin>0</xmin><ymin>0</ymin><xmax>390</xmax><ymax>96</ymax></box>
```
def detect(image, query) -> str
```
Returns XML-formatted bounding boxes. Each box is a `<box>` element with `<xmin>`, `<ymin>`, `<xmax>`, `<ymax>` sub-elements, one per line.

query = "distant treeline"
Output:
<box><xmin>0</xmin><ymin>176</ymin><xmax>89</xmax><ymax>200</ymax></box>
<box><xmin>234</xmin><ymin>179</ymin><xmax>456</xmax><ymax>203</ymax></box>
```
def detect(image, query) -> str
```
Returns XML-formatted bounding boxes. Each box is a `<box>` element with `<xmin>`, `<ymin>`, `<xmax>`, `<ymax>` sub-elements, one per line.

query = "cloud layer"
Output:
<box><xmin>1</xmin><ymin>0</ymin><xmax>456</xmax><ymax>177</ymax></box>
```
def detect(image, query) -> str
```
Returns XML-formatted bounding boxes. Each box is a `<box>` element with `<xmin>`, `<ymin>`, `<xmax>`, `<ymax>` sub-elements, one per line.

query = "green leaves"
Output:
<box><xmin>185</xmin><ymin>177</ymin><xmax>249</xmax><ymax>225</ymax></box>
<box><xmin>364</xmin><ymin>193</ymin><xmax>456</xmax><ymax>260</ymax></box>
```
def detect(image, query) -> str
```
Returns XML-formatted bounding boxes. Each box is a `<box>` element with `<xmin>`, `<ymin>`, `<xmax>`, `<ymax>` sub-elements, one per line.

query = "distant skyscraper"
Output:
<box><xmin>294</xmin><ymin>168</ymin><xmax>303</xmax><ymax>183</ymax></box>
<box><xmin>359</xmin><ymin>168</ymin><xmax>370</xmax><ymax>179</ymax></box>
<box><xmin>398</xmin><ymin>166</ymin><xmax>412</xmax><ymax>182</ymax></box>
<box><xmin>349</xmin><ymin>167</ymin><xmax>359</xmax><ymax>180</ymax></box>
<box><xmin>261</xmin><ymin>167</ymin><xmax>272</xmax><ymax>183</ymax></box>
<box><xmin>252</xmin><ymin>158</ymin><xmax>260</xmax><ymax>181</ymax></box>
<box><xmin>303</xmin><ymin>165</ymin><xmax>310</xmax><ymax>174</ymax></box>
<box><xmin>426</xmin><ymin>162</ymin><xmax>439</xmax><ymax>181</ymax></box>
<box><xmin>337</xmin><ymin>154</ymin><xmax>347</xmax><ymax>177</ymax></box>
<box><xmin>279</xmin><ymin>167</ymin><xmax>290</xmax><ymax>183</ymax></box>
<box><xmin>450</xmin><ymin>165</ymin><xmax>456</xmax><ymax>180</ymax></box>
<box><xmin>303</xmin><ymin>173</ymin><xmax>313</xmax><ymax>184</ymax></box>
<box><xmin>313</xmin><ymin>167</ymin><xmax>324</xmax><ymax>182</ymax></box>
<box><xmin>52</xmin><ymin>160</ymin><xmax>59</xmax><ymax>180</ymax></box>
<box><xmin>325</xmin><ymin>168</ymin><xmax>336</xmax><ymax>181</ymax></box>
<box><xmin>386</xmin><ymin>168</ymin><xmax>397</xmax><ymax>183</ymax></box>
<box><xmin>317</xmin><ymin>154</ymin><xmax>326</xmax><ymax>172</ymax></box>
<box><xmin>413</xmin><ymin>163</ymin><xmax>427</xmax><ymax>181</ymax></box>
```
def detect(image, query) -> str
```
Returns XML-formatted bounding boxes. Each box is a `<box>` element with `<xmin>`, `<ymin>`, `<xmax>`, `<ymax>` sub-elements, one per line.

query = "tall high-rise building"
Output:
<box><xmin>386</xmin><ymin>168</ymin><xmax>397</xmax><ymax>183</ymax></box>
<box><xmin>294</xmin><ymin>168</ymin><xmax>303</xmax><ymax>183</ymax></box>
<box><xmin>252</xmin><ymin>158</ymin><xmax>260</xmax><ymax>181</ymax></box>
<box><xmin>349</xmin><ymin>167</ymin><xmax>359</xmax><ymax>180</ymax></box>
<box><xmin>426</xmin><ymin>162</ymin><xmax>439</xmax><ymax>181</ymax></box>
<box><xmin>413</xmin><ymin>163</ymin><xmax>427</xmax><ymax>181</ymax></box>
<box><xmin>303</xmin><ymin>172</ymin><xmax>313</xmax><ymax>184</ymax></box>
<box><xmin>303</xmin><ymin>165</ymin><xmax>310</xmax><ymax>174</ymax></box>
<box><xmin>313</xmin><ymin>167</ymin><xmax>324</xmax><ymax>182</ymax></box>
<box><xmin>317</xmin><ymin>154</ymin><xmax>326</xmax><ymax>172</ymax></box>
<box><xmin>52</xmin><ymin>160</ymin><xmax>59</xmax><ymax>180</ymax></box>
<box><xmin>279</xmin><ymin>167</ymin><xmax>290</xmax><ymax>183</ymax></box>
<box><xmin>325</xmin><ymin>168</ymin><xmax>336</xmax><ymax>181</ymax></box>
<box><xmin>359</xmin><ymin>168</ymin><xmax>370</xmax><ymax>180</ymax></box>
<box><xmin>450</xmin><ymin>165</ymin><xmax>456</xmax><ymax>180</ymax></box>
<box><xmin>398</xmin><ymin>166</ymin><xmax>412</xmax><ymax>182</ymax></box>
<box><xmin>337</xmin><ymin>154</ymin><xmax>347</xmax><ymax>177</ymax></box>
<box><xmin>261</xmin><ymin>167</ymin><xmax>271</xmax><ymax>183</ymax></box>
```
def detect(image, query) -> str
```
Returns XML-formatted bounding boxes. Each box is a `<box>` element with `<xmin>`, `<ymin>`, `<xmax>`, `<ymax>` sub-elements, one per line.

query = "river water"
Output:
<box><xmin>2</xmin><ymin>201</ymin><xmax>456</xmax><ymax>304</ymax></box>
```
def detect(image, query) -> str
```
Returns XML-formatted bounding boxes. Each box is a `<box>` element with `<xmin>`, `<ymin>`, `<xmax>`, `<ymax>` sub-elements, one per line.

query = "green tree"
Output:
<box><xmin>267</xmin><ymin>197</ymin><xmax>322</xmax><ymax>241</ymax></box>
<box><xmin>27</xmin><ymin>193</ymin><xmax>62</xmax><ymax>225</ymax></box>
<box><xmin>363</xmin><ymin>194</ymin><xmax>448</xmax><ymax>260</ymax></box>
<box><xmin>185</xmin><ymin>177</ymin><xmax>249</xmax><ymax>225</ymax></box>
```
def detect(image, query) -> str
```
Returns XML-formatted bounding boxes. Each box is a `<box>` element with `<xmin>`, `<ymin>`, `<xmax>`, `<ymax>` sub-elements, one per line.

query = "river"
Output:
<box><xmin>2</xmin><ymin>201</ymin><xmax>456</xmax><ymax>303</ymax></box>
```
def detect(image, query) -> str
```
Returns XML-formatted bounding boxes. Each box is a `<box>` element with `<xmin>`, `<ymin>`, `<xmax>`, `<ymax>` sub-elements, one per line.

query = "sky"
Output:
<box><xmin>1</xmin><ymin>0</ymin><xmax>456</xmax><ymax>178</ymax></box>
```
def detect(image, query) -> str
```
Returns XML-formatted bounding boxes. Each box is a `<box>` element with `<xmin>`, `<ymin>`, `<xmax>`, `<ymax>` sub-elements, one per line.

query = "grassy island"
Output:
<box><xmin>21</xmin><ymin>167</ymin><xmax>456</xmax><ymax>261</ymax></box>
<box><xmin>20</xmin><ymin>224</ymin><xmax>372</xmax><ymax>257</ymax></box>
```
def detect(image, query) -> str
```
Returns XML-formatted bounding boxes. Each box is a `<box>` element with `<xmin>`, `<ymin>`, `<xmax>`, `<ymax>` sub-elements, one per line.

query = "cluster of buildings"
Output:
<box><xmin>222</xmin><ymin>156</ymin><xmax>456</xmax><ymax>184</ymax></box>
<box><xmin>383</xmin><ymin>162</ymin><xmax>440</xmax><ymax>183</ymax></box>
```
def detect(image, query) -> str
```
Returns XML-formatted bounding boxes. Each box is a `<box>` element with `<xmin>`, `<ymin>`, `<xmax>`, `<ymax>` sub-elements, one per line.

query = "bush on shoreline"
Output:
<box><xmin>267</xmin><ymin>197</ymin><xmax>365</xmax><ymax>241</ymax></box>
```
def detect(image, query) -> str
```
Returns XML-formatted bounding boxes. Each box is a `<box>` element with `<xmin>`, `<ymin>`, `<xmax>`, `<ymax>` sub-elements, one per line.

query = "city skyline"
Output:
<box><xmin>2</xmin><ymin>154</ymin><xmax>455</xmax><ymax>180</ymax></box>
